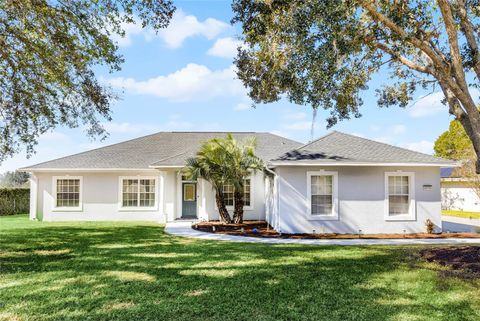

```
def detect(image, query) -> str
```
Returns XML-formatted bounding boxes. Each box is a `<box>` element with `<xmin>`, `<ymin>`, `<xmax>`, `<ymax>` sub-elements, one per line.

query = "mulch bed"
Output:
<box><xmin>192</xmin><ymin>220</ymin><xmax>480</xmax><ymax>239</ymax></box>
<box><xmin>421</xmin><ymin>246</ymin><xmax>480</xmax><ymax>273</ymax></box>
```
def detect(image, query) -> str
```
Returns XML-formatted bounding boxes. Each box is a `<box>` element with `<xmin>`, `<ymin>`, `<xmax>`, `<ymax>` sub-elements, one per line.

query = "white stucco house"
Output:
<box><xmin>441</xmin><ymin>168</ymin><xmax>480</xmax><ymax>212</ymax></box>
<box><xmin>21</xmin><ymin>131</ymin><xmax>454</xmax><ymax>234</ymax></box>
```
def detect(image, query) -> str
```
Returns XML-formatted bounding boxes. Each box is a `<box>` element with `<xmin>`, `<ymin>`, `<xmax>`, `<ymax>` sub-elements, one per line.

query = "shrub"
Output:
<box><xmin>425</xmin><ymin>219</ymin><xmax>435</xmax><ymax>234</ymax></box>
<box><xmin>0</xmin><ymin>188</ymin><xmax>30</xmax><ymax>216</ymax></box>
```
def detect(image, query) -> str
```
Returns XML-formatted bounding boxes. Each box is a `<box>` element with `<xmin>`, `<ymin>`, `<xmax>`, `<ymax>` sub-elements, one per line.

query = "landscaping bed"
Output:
<box><xmin>421</xmin><ymin>246</ymin><xmax>480</xmax><ymax>273</ymax></box>
<box><xmin>192</xmin><ymin>220</ymin><xmax>480</xmax><ymax>239</ymax></box>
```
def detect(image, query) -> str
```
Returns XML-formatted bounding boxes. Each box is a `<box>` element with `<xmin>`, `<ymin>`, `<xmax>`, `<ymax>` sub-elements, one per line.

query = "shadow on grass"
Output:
<box><xmin>1</xmin><ymin>223</ymin><xmax>479</xmax><ymax>321</ymax></box>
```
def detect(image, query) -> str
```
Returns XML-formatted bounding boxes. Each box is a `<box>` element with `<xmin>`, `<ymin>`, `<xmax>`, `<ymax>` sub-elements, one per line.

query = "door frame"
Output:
<box><xmin>177</xmin><ymin>174</ymin><xmax>198</xmax><ymax>219</ymax></box>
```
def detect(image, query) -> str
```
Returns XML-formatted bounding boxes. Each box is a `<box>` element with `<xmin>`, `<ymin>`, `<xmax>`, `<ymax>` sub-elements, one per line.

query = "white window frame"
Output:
<box><xmin>219</xmin><ymin>177</ymin><xmax>254</xmax><ymax>211</ymax></box>
<box><xmin>384</xmin><ymin>171</ymin><xmax>416</xmax><ymax>221</ymax></box>
<box><xmin>306</xmin><ymin>171</ymin><xmax>339</xmax><ymax>220</ymax></box>
<box><xmin>118</xmin><ymin>176</ymin><xmax>159</xmax><ymax>211</ymax></box>
<box><xmin>52</xmin><ymin>176</ymin><xmax>83</xmax><ymax>211</ymax></box>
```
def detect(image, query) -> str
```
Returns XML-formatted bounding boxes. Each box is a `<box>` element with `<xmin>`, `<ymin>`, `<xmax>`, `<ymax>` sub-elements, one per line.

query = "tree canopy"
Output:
<box><xmin>232</xmin><ymin>0</ymin><xmax>480</xmax><ymax>172</ymax></box>
<box><xmin>434</xmin><ymin>120</ymin><xmax>473</xmax><ymax>160</ymax></box>
<box><xmin>0</xmin><ymin>0</ymin><xmax>175</xmax><ymax>163</ymax></box>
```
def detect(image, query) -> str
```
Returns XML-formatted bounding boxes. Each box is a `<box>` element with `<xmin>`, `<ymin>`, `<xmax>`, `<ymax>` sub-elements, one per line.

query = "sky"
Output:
<box><xmin>1</xmin><ymin>0</ymin><xmax>457</xmax><ymax>172</ymax></box>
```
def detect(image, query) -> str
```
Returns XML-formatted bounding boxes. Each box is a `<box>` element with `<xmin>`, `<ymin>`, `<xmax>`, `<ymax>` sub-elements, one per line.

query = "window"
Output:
<box><xmin>53</xmin><ymin>176</ymin><xmax>82</xmax><ymax>210</ymax></box>
<box><xmin>385</xmin><ymin>172</ymin><xmax>415</xmax><ymax>220</ymax></box>
<box><xmin>306</xmin><ymin>171</ymin><xmax>338</xmax><ymax>219</ymax></box>
<box><xmin>222</xmin><ymin>178</ymin><xmax>252</xmax><ymax>208</ymax></box>
<box><xmin>120</xmin><ymin>177</ymin><xmax>157</xmax><ymax>209</ymax></box>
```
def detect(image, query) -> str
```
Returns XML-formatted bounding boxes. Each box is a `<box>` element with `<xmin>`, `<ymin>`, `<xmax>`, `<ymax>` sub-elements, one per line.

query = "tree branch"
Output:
<box><xmin>437</xmin><ymin>0</ymin><xmax>469</xmax><ymax>90</ymax></box>
<box><xmin>358</xmin><ymin>0</ymin><xmax>447</xmax><ymax>71</ymax></box>
<box><xmin>456</xmin><ymin>0</ymin><xmax>480</xmax><ymax>79</ymax></box>
<box><xmin>373</xmin><ymin>42</ymin><xmax>432</xmax><ymax>74</ymax></box>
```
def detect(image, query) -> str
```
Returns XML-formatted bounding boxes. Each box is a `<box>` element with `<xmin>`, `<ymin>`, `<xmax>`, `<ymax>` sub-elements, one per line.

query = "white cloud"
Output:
<box><xmin>408</xmin><ymin>92</ymin><xmax>447</xmax><ymax>118</ymax></box>
<box><xmin>111</xmin><ymin>10</ymin><xmax>229</xmax><ymax>49</ymax></box>
<box><xmin>108</xmin><ymin>64</ymin><xmax>245</xmax><ymax>102</ymax></box>
<box><xmin>399</xmin><ymin>140</ymin><xmax>434</xmax><ymax>154</ymax></box>
<box><xmin>159</xmin><ymin>10</ymin><xmax>229</xmax><ymax>48</ymax></box>
<box><xmin>207</xmin><ymin>37</ymin><xmax>241</xmax><ymax>58</ymax></box>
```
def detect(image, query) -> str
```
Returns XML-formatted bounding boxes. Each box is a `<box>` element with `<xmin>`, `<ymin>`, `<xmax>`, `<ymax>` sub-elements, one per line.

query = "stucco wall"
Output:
<box><xmin>275</xmin><ymin>166</ymin><xmax>442</xmax><ymax>234</ymax></box>
<box><xmin>202</xmin><ymin>171</ymin><xmax>266</xmax><ymax>221</ymax></box>
<box><xmin>441</xmin><ymin>181</ymin><xmax>480</xmax><ymax>212</ymax></box>
<box><xmin>31</xmin><ymin>170</ymin><xmax>266</xmax><ymax>222</ymax></box>
<box><xmin>33</xmin><ymin>171</ymin><xmax>164</xmax><ymax>222</ymax></box>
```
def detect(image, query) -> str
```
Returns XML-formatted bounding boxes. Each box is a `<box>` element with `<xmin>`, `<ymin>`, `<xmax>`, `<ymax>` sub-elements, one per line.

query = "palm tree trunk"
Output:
<box><xmin>233</xmin><ymin>190</ymin><xmax>244</xmax><ymax>224</ymax></box>
<box><xmin>215</xmin><ymin>190</ymin><xmax>232</xmax><ymax>223</ymax></box>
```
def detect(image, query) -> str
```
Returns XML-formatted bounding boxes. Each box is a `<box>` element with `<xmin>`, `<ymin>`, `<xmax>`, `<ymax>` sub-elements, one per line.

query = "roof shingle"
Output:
<box><xmin>22</xmin><ymin>132</ymin><xmax>302</xmax><ymax>170</ymax></box>
<box><xmin>272</xmin><ymin>131</ymin><xmax>452</xmax><ymax>165</ymax></box>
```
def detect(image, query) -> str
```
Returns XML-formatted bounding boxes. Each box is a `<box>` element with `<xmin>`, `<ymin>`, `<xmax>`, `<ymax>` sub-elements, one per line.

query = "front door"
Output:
<box><xmin>182</xmin><ymin>183</ymin><xmax>197</xmax><ymax>218</ymax></box>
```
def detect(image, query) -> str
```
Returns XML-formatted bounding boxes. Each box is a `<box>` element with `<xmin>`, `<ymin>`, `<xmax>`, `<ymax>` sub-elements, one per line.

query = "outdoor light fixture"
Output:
<box><xmin>358</xmin><ymin>229</ymin><xmax>362</xmax><ymax>239</ymax></box>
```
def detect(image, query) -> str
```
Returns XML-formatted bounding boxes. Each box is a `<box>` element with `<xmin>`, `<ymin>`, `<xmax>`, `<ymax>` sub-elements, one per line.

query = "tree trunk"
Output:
<box><xmin>233</xmin><ymin>190</ymin><xmax>244</xmax><ymax>224</ymax></box>
<box><xmin>215</xmin><ymin>190</ymin><xmax>232</xmax><ymax>223</ymax></box>
<box><xmin>456</xmin><ymin>111</ymin><xmax>480</xmax><ymax>174</ymax></box>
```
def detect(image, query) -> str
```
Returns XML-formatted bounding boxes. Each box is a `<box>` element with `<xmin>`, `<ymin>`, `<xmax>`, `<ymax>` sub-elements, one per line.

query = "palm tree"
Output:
<box><xmin>184</xmin><ymin>134</ymin><xmax>264</xmax><ymax>224</ymax></box>
<box><xmin>210</xmin><ymin>134</ymin><xmax>264</xmax><ymax>224</ymax></box>
<box><xmin>184</xmin><ymin>139</ymin><xmax>232</xmax><ymax>223</ymax></box>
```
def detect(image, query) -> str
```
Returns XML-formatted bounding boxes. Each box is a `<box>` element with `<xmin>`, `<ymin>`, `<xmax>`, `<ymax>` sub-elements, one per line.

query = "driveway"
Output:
<box><xmin>442</xmin><ymin>215</ymin><xmax>480</xmax><ymax>233</ymax></box>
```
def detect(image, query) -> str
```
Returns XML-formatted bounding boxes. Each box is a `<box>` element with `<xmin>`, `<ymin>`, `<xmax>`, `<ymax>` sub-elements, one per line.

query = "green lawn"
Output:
<box><xmin>442</xmin><ymin>210</ymin><xmax>480</xmax><ymax>219</ymax></box>
<box><xmin>1</xmin><ymin>215</ymin><xmax>479</xmax><ymax>321</ymax></box>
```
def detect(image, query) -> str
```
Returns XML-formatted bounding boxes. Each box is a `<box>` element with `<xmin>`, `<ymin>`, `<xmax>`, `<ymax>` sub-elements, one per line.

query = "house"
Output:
<box><xmin>441</xmin><ymin>167</ymin><xmax>480</xmax><ymax>212</ymax></box>
<box><xmin>21</xmin><ymin>131</ymin><xmax>454</xmax><ymax>234</ymax></box>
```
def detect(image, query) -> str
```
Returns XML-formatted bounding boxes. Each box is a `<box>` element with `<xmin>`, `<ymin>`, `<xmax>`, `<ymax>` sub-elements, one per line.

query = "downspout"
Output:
<box><xmin>29</xmin><ymin>173</ymin><xmax>38</xmax><ymax>221</ymax></box>
<box><xmin>265</xmin><ymin>167</ymin><xmax>280</xmax><ymax>232</ymax></box>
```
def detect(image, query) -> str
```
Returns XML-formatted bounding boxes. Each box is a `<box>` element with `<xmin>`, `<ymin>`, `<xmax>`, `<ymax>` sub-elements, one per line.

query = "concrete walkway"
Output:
<box><xmin>165</xmin><ymin>221</ymin><xmax>480</xmax><ymax>246</ymax></box>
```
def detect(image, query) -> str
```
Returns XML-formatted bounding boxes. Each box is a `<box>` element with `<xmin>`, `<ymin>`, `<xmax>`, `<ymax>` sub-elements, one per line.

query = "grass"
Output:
<box><xmin>442</xmin><ymin>210</ymin><xmax>480</xmax><ymax>219</ymax></box>
<box><xmin>1</xmin><ymin>215</ymin><xmax>479</xmax><ymax>321</ymax></box>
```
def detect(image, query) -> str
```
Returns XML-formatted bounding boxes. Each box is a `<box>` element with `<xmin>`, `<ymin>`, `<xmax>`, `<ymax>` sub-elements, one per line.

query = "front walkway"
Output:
<box><xmin>165</xmin><ymin>221</ymin><xmax>480</xmax><ymax>246</ymax></box>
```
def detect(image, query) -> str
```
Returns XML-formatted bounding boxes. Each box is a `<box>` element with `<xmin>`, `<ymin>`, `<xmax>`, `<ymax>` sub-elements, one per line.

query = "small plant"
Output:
<box><xmin>425</xmin><ymin>219</ymin><xmax>435</xmax><ymax>234</ymax></box>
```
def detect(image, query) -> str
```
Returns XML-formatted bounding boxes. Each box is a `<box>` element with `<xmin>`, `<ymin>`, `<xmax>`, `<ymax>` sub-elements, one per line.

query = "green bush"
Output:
<box><xmin>0</xmin><ymin>188</ymin><xmax>29</xmax><ymax>216</ymax></box>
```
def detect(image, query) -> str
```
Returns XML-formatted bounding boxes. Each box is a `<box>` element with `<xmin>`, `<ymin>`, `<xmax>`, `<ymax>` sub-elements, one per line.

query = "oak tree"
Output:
<box><xmin>232</xmin><ymin>0</ymin><xmax>480</xmax><ymax>172</ymax></box>
<box><xmin>0</xmin><ymin>0</ymin><xmax>175</xmax><ymax>162</ymax></box>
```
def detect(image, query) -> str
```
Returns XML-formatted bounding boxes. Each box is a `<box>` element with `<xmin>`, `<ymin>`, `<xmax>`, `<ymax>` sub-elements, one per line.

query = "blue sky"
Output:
<box><xmin>2</xmin><ymin>0</ymin><xmax>455</xmax><ymax>172</ymax></box>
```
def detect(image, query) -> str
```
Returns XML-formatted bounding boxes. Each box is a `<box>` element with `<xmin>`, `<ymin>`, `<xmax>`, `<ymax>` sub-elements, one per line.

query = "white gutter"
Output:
<box><xmin>20</xmin><ymin>168</ymin><xmax>160</xmax><ymax>172</ymax></box>
<box><xmin>268</xmin><ymin>162</ymin><xmax>458</xmax><ymax>167</ymax></box>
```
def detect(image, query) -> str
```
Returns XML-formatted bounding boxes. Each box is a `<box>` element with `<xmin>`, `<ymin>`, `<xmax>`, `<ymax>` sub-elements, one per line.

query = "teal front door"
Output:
<box><xmin>182</xmin><ymin>183</ymin><xmax>197</xmax><ymax>218</ymax></box>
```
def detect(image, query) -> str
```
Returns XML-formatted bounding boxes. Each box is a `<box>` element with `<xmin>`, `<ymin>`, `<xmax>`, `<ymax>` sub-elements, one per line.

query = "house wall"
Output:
<box><xmin>201</xmin><ymin>171</ymin><xmax>266</xmax><ymax>221</ymax></box>
<box><xmin>275</xmin><ymin>166</ymin><xmax>442</xmax><ymax>234</ymax></box>
<box><xmin>441</xmin><ymin>181</ymin><xmax>480</xmax><ymax>212</ymax></box>
<box><xmin>31</xmin><ymin>170</ymin><xmax>266</xmax><ymax>222</ymax></box>
<box><xmin>32</xmin><ymin>171</ymin><xmax>164</xmax><ymax>222</ymax></box>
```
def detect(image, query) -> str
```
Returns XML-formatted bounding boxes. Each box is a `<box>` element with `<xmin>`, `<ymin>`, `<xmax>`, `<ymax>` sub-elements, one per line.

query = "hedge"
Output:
<box><xmin>0</xmin><ymin>188</ymin><xmax>30</xmax><ymax>215</ymax></box>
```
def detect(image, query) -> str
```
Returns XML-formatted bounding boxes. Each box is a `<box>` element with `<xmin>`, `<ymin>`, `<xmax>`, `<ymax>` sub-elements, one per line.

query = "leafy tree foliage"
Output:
<box><xmin>435</xmin><ymin>120</ymin><xmax>480</xmax><ymax>199</ymax></box>
<box><xmin>0</xmin><ymin>171</ymin><xmax>30</xmax><ymax>188</ymax></box>
<box><xmin>184</xmin><ymin>134</ymin><xmax>264</xmax><ymax>224</ymax></box>
<box><xmin>232</xmin><ymin>0</ymin><xmax>480</xmax><ymax>172</ymax></box>
<box><xmin>0</xmin><ymin>0</ymin><xmax>175</xmax><ymax>162</ymax></box>
<box><xmin>434</xmin><ymin>120</ymin><xmax>473</xmax><ymax>160</ymax></box>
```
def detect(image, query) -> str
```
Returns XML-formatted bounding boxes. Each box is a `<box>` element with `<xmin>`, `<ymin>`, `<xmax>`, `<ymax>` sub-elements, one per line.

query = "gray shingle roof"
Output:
<box><xmin>22</xmin><ymin>132</ymin><xmax>302</xmax><ymax>170</ymax></box>
<box><xmin>271</xmin><ymin>131</ymin><xmax>453</xmax><ymax>165</ymax></box>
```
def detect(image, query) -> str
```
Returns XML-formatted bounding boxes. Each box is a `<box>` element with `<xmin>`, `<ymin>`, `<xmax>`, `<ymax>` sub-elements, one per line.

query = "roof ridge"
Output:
<box><xmin>296</xmin><ymin>131</ymin><xmax>337</xmax><ymax>150</ymax></box>
<box><xmin>331</xmin><ymin>131</ymin><xmax>447</xmax><ymax>160</ymax></box>
<box><xmin>150</xmin><ymin>150</ymin><xmax>190</xmax><ymax>166</ymax></box>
